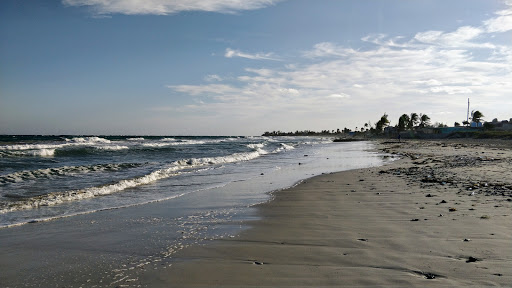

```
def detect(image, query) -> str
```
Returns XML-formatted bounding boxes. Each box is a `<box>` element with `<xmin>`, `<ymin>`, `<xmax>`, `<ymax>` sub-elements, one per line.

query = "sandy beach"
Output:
<box><xmin>138</xmin><ymin>139</ymin><xmax>512</xmax><ymax>287</ymax></box>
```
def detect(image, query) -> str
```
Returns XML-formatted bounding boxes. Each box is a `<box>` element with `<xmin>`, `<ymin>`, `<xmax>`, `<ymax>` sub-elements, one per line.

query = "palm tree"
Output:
<box><xmin>419</xmin><ymin>114</ymin><xmax>431</xmax><ymax>128</ymax></box>
<box><xmin>471</xmin><ymin>110</ymin><xmax>484</xmax><ymax>124</ymax></box>
<box><xmin>375</xmin><ymin>113</ymin><xmax>390</xmax><ymax>133</ymax></box>
<box><xmin>398</xmin><ymin>114</ymin><xmax>410</xmax><ymax>131</ymax></box>
<box><xmin>409</xmin><ymin>113</ymin><xmax>419</xmax><ymax>129</ymax></box>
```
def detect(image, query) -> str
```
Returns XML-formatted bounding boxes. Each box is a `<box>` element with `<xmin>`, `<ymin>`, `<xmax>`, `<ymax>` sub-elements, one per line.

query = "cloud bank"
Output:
<box><xmin>165</xmin><ymin>2</ymin><xmax>512</xmax><ymax>132</ymax></box>
<box><xmin>62</xmin><ymin>0</ymin><xmax>281</xmax><ymax>15</ymax></box>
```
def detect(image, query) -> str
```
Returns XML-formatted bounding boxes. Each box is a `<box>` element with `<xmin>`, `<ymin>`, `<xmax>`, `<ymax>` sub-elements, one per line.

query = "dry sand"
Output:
<box><xmin>139</xmin><ymin>139</ymin><xmax>512</xmax><ymax>287</ymax></box>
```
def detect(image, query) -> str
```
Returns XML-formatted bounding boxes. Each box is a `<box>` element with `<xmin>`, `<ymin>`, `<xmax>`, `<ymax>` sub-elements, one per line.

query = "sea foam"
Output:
<box><xmin>0</xmin><ymin>149</ymin><xmax>269</xmax><ymax>213</ymax></box>
<box><xmin>0</xmin><ymin>163</ymin><xmax>141</xmax><ymax>184</ymax></box>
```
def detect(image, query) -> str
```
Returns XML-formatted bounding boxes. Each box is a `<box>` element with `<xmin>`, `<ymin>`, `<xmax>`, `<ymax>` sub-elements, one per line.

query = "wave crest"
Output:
<box><xmin>0</xmin><ymin>149</ymin><xmax>268</xmax><ymax>213</ymax></box>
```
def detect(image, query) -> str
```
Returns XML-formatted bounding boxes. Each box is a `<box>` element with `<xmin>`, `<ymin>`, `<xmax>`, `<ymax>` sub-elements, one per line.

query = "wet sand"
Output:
<box><xmin>139</xmin><ymin>139</ymin><xmax>512</xmax><ymax>287</ymax></box>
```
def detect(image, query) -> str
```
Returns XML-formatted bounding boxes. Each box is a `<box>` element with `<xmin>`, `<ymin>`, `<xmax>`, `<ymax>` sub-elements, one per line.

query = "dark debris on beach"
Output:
<box><xmin>378</xmin><ymin>149</ymin><xmax>512</xmax><ymax>199</ymax></box>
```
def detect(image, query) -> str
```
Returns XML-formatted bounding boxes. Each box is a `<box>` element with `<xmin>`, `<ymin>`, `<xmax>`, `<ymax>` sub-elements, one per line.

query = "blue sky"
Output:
<box><xmin>1</xmin><ymin>0</ymin><xmax>511</xmax><ymax>135</ymax></box>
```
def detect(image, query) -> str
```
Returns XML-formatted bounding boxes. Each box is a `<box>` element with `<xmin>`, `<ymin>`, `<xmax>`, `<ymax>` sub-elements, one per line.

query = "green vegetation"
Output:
<box><xmin>419</xmin><ymin>114</ymin><xmax>431</xmax><ymax>128</ymax></box>
<box><xmin>398</xmin><ymin>114</ymin><xmax>409</xmax><ymax>132</ymax></box>
<box><xmin>409</xmin><ymin>113</ymin><xmax>419</xmax><ymax>129</ymax></box>
<box><xmin>448</xmin><ymin>130</ymin><xmax>512</xmax><ymax>139</ymax></box>
<box><xmin>471</xmin><ymin>110</ymin><xmax>484</xmax><ymax>124</ymax></box>
<box><xmin>375</xmin><ymin>113</ymin><xmax>390</xmax><ymax>133</ymax></box>
<box><xmin>262</xmin><ymin>109</ymin><xmax>511</xmax><ymax>140</ymax></box>
<box><xmin>483</xmin><ymin>122</ymin><xmax>494</xmax><ymax>130</ymax></box>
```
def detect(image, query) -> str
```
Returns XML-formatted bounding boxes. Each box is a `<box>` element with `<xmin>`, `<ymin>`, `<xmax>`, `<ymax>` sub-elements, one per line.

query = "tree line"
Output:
<box><xmin>262</xmin><ymin>110</ymin><xmax>487</xmax><ymax>137</ymax></box>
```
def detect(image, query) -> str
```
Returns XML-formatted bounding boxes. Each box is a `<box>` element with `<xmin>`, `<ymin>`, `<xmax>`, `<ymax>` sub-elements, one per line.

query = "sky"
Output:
<box><xmin>1</xmin><ymin>0</ymin><xmax>511</xmax><ymax>136</ymax></box>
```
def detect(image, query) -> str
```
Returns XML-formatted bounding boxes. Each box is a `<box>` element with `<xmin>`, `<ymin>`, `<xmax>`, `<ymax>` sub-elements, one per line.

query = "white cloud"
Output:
<box><xmin>484</xmin><ymin>3</ymin><xmax>512</xmax><ymax>32</ymax></box>
<box><xmin>412</xmin><ymin>79</ymin><xmax>443</xmax><ymax>86</ymax></box>
<box><xmin>361</xmin><ymin>34</ymin><xmax>409</xmax><ymax>48</ymax></box>
<box><xmin>244</xmin><ymin>68</ymin><xmax>275</xmax><ymax>77</ymax></box>
<box><xmin>204</xmin><ymin>74</ymin><xmax>223</xmax><ymax>82</ymax></box>
<box><xmin>279</xmin><ymin>88</ymin><xmax>300</xmax><ymax>95</ymax></box>
<box><xmin>62</xmin><ymin>0</ymin><xmax>281</xmax><ymax>15</ymax></box>
<box><xmin>430</xmin><ymin>86</ymin><xmax>473</xmax><ymax>95</ymax></box>
<box><xmin>167</xmin><ymin>84</ymin><xmax>239</xmax><ymax>96</ymax></box>
<box><xmin>303</xmin><ymin>42</ymin><xmax>354</xmax><ymax>58</ymax></box>
<box><xmin>413</xmin><ymin>26</ymin><xmax>495</xmax><ymax>48</ymax></box>
<box><xmin>328</xmin><ymin>93</ymin><xmax>350</xmax><ymax>99</ymax></box>
<box><xmin>163</xmin><ymin>3</ymin><xmax>512</xmax><ymax>133</ymax></box>
<box><xmin>225</xmin><ymin>48</ymin><xmax>279</xmax><ymax>61</ymax></box>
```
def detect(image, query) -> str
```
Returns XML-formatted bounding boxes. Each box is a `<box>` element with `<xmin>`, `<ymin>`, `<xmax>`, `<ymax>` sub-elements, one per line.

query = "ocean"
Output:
<box><xmin>0</xmin><ymin>135</ymin><xmax>391</xmax><ymax>228</ymax></box>
<box><xmin>0</xmin><ymin>135</ymin><xmax>393</xmax><ymax>286</ymax></box>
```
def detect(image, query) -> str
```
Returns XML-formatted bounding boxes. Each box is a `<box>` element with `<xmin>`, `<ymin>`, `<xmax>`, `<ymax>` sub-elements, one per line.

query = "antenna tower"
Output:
<box><xmin>467</xmin><ymin>98</ymin><xmax>470</xmax><ymax>123</ymax></box>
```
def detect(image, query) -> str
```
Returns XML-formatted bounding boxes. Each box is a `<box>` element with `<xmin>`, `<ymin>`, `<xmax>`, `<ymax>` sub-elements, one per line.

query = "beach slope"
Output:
<box><xmin>140</xmin><ymin>140</ymin><xmax>512</xmax><ymax>287</ymax></box>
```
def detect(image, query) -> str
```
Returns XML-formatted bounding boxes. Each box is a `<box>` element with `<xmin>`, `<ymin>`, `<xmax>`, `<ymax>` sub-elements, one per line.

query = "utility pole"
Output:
<box><xmin>467</xmin><ymin>98</ymin><xmax>470</xmax><ymax>124</ymax></box>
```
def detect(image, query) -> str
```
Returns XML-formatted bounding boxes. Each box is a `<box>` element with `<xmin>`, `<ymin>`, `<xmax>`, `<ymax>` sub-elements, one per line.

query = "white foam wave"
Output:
<box><xmin>29</xmin><ymin>149</ymin><xmax>55</xmax><ymax>157</ymax></box>
<box><xmin>160</xmin><ymin>138</ymin><xmax>176</xmax><ymax>142</ymax></box>
<box><xmin>170</xmin><ymin>139</ymin><xmax>228</xmax><ymax>145</ymax></box>
<box><xmin>175</xmin><ymin>150</ymin><xmax>263</xmax><ymax>167</ymax></box>
<box><xmin>67</xmin><ymin>137</ymin><xmax>111</xmax><ymax>144</ymax></box>
<box><xmin>0</xmin><ymin>190</ymin><xmax>192</xmax><ymax>229</ymax></box>
<box><xmin>0</xmin><ymin>163</ymin><xmax>141</xmax><ymax>184</ymax></box>
<box><xmin>160</xmin><ymin>140</ymin><xmax>206</xmax><ymax>146</ymax></box>
<box><xmin>94</xmin><ymin>145</ymin><xmax>129</xmax><ymax>151</ymax></box>
<box><xmin>257</xmin><ymin>148</ymin><xmax>269</xmax><ymax>155</ymax></box>
<box><xmin>0</xmin><ymin>147</ymin><xmax>57</xmax><ymax>157</ymax></box>
<box><xmin>179</xmin><ymin>140</ymin><xmax>206</xmax><ymax>145</ymax></box>
<box><xmin>273</xmin><ymin>143</ymin><xmax>295</xmax><ymax>153</ymax></box>
<box><xmin>142</xmin><ymin>140</ymin><xmax>212</xmax><ymax>147</ymax></box>
<box><xmin>0</xmin><ymin>143</ymin><xmax>64</xmax><ymax>151</ymax></box>
<box><xmin>142</xmin><ymin>143</ymin><xmax>170</xmax><ymax>148</ymax></box>
<box><xmin>0</xmin><ymin>137</ymin><xmax>237</xmax><ymax>158</ymax></box>
<box><xmin>0</xmin><ymin>150</ymin><xmax>268</xmax><ymax>213</ymax></box>
<box><xmin>0</xmin><ymin>136</ymin><xmax>128</xmax><ymax>157</ymax></box>
<box><xmin>0</xmin><ymin>169</ymin><xmax>182</xmax><ymax>213</ymax></box>
<box><xmin>247</xmin><ymin>143</ymin><xmax>265</xmax><ymax>149</ymax></box>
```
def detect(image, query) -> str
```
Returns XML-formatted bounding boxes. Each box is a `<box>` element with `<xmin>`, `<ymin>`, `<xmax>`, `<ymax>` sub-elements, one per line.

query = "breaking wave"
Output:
<box><xmin>0</xmin><ymin>136</ymin><xmax>122</xmax><ymax>157</ymax></box>
<box><xmin>0</xmin><ymin>163</ymin><xmax>143</xmax><ymax>184</ymax></box>
<box><xmin>66</xmin><ymin>136</ymin><xmax>111</xmax><ymax>144</ymax></box>
<box><xmin>0</xmin><ymin>149</ymin><xmax>268</xmax><ymax>213</ymax></box>
<box><xmin>0</xmin><ymin>136</ymin><xmax>246</xmax><ymax>158</ymax></box>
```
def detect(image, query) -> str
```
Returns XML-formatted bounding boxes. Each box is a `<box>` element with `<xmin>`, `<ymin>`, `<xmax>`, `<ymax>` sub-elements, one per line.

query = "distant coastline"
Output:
<box><xmin>262</xmin><ymin>129</ymin><xmax>512</xmax><ymax>140</ymax></box>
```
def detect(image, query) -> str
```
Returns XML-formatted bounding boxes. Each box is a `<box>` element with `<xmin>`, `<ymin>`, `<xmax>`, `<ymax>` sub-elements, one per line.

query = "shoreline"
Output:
<box><xmin>0</xmin><ymin>140</ymin><xmax>386</xmax><ymax>288</ymax></box>
<box><xmin>137</xmin><ymin>139</ymin><xmax>512</xmax><ymax>287</ymax></box>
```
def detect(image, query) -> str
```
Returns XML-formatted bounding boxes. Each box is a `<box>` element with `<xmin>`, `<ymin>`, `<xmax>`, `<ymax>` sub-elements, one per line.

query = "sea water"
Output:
<box><xmin>0</xmin><ymin>135</ymin><xmax>393</xmax><ymax>286</ymax></box>
<box><xmin>0</xmin><ymin>135</ymin><xmax>389</xmax><ymax>228</ymax></box>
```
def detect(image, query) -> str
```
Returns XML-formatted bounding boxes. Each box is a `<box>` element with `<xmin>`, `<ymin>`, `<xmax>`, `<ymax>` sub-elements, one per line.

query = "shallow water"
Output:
<box><xmin>0</xmin><ymin>136</ymin><xmax>394</xmax><ymax>287</ymax></box>
<box><xmin>0</xmin><ymin>135</ymin><xmax>389</xmax><ymax>228</ymax></box>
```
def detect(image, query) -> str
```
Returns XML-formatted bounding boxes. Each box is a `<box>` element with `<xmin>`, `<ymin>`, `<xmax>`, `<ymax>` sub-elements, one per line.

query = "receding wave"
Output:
<box><xmin>0</xmin><ymin>163</ymin><xmax>143</xmax><ymax>184</ymax></box>
<box><xmin>0</xmin><ymin>149</ymin><xmax>268</xmax><ymax>213</ymax></box>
